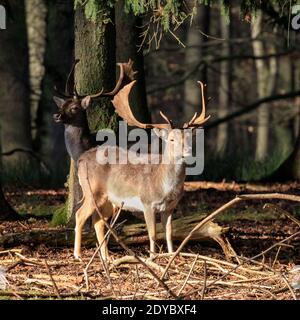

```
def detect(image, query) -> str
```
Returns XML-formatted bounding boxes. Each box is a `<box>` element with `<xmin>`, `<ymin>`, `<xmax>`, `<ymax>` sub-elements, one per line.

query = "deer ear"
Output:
<box><xmin>81</xmin><ymin>96</ymin><xmax>92</xmax><ymax>109</ymax></box>
<box><xmin>53</xmin><ymin>96</ymin><xmax>65</xmax><ymax>109</ymax></box>
<box><xmin>153</xmin><ymin>128</ymin><xmax>168</xmax><ymax>141</ymax></box>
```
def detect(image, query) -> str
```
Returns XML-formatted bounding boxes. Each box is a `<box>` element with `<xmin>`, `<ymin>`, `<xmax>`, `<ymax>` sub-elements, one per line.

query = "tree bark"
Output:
<box><xmin>216</xmin><ymin>12</ymin><xmax>230</xmax><ymax>157</ymax></box>
<box><xmin>251</xmin><ymin>11</ymin><xmax>270</xmax><ymax>161</ymax></box>
<box><xmin>25</xmin><ymin>0</ymin><xmax>47</xmax><ymax>142</ymax></box>
<box><xmin>0</xmin><ymin>0</ymin><xmax>32</xmax><ymax>169</ymax></box>
<box><xmin>0</xmin><ymin>186</ymin><xmax>18</xmax><ymax>221</ymax></box>
<box><xmin>0</xmin><ymin>166</ymin><xmax>18</xmax><ymax>221</ymax></box>
<box><xmin>270</xmin><ymin>129</ymin><xmax>300</xmax><ymax>181</ymax></box>
<box><xmin>64</xmin><ymin>3</ymin><xmax>117</xmax><ymax>225</ymax></box>
<box><xmin>115</xmin><ymin>0</ymin><xmax>150</xmax><ymax>123</ymax></box>
<box><xmin>37</xmin><ymin>0</ymin><xmax>74</xmax><ymax>182</ymax></box>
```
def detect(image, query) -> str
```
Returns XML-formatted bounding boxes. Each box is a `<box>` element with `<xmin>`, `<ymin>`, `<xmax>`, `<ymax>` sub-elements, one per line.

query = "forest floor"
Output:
<box><xmin>0</xmin><ymin>181</ymin><xmax>300</xmax><ymax>300</ymax></box>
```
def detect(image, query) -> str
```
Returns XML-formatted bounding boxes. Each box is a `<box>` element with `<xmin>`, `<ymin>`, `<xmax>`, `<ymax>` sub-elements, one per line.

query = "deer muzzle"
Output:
<box><xmin>53</xmin><ymin>113</ymin><xmax>62</xmax><ymax>122</ymax></box>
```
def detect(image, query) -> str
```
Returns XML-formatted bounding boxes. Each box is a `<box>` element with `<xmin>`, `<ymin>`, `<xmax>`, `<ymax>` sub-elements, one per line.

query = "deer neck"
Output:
<box><xmin>64</xmin><ymin>117</ymin><xmax>94</xmax><ymax>161</ymax></box>
<box><xmin>158</xmin><ymin>152</ymin><xmax>186</xmax><ymax>196</ymax></box>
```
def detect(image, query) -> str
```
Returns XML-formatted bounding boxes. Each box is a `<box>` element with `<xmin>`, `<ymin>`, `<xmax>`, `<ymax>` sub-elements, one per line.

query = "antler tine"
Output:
<box><xmin>197</xmin><ymin>81</ymin><xmax>206</xmax><ymax>121</ymax></box>
<box><xmin>112</xmin><ymin>81</ymin><xmax>170</xmax><ymax>130</ymax></box>
<box><xmin>188</xmin><ymin>112</ymin><xmax>198</xmax><ymax>126</ymax></box>
<box><xmin>159</xmin><ymin>111</ymin><xmax>173</xmax><ymax>129</ymax></box>
<box><xmin>65</xmin><ymin>59</ymin><xmax>80</xmax><ymax>96</ymax></box>
<box><xmin>89</xmin><ymin>88</ymin><xmax>104</xmax><ymax>99</ymax></box>
<box><xmin>74</xmin><ymin>83</ymin><xmax>80</xmax><ymax>99</ymax></box>
<box><xmin>102</xmin><ymin>63</ymin><xmax>125</xmax><ymax>96</ymax></box>
<box><xmin>101</xmin><ymin>59</ymin><xmax>137</xmax><ymax>97</ymax></box>
<box><xmin>187</xmin><ymin>81</ymin><xmax>211</xmax><ymax>127</ymax></box>
<box><xmin>54</xmin><ymin>85</ymin><xmax>70</xmax><ymax>98</ymax></box>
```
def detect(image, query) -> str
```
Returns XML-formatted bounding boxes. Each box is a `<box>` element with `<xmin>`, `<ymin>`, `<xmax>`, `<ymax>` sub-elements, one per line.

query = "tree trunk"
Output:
<box><xmin>37</xmin><ymin>0</ymin><xmax>74</xmax><ymax>183</ymax></box>
<box><xmin>184</xmin><ymin>2</ymin><xmax>210</xmax><ymax>120</ymax></box>
<box><xmin>64</xmin><ymin>3</ymin><xmax>117</xmax><ymax>225</ymax></box>
<box><xmin>115</xmin><ymin>0</ymin><xmax>150</xmax><ymax>123</ymax></box>
<box><xmin>25</xmin><ymin>0</ymin><xmax>47</xmax><ymax>142</ymax></box>
<box><xmin>270</xmin><ymin>129</ymin><xmax>300</xmax><ymax>181</ymax></box>
<box><xmin>251</xmin><ymin>11</ymin><xmax>270</xmax><ymax>161</ymax></box>
<box><xmin>0</xmin><ymin>0</ymin><xmax>32</xmax><ymax>169</ymax></box>
<box><xmin>0</xmin><ymin>166</ymin><xmax>18</xmax><ymax>220</ymax></box>
<box><xmin>0</xmin><ymin>186</ymin><xmax>18</xmax><ymax>221</ymax></box>
<box><xmin>216</xmin><ymin>12</ymin><xmax>230</xmax><ymax>157</ymax></box>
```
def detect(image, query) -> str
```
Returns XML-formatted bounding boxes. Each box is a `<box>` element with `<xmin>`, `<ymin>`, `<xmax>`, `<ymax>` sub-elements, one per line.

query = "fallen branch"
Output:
<box><xmin>161</xmin><ymin>193</ymin><xmax>300</xmax><ymax>280</ymax></box>
<box><xmin>0</xmin><ymin>214</ymin><xmax>230</xmax><ymax>255</ymax></box>
<box><xmin>112</xmin><ymin>256</ymin><xmax>165</xmax><ymax>274</ymax></box>
<box><xmin>44</xmin><ymin>260</ymin><xmax>61</xmax><ymax>299</ymax></box>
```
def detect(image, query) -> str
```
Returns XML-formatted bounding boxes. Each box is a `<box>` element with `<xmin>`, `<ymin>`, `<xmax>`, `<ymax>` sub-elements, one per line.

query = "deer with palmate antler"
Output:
<box><xmin>74</xmin><ymin>75</ymin><xmax>210</xmax><ymax>261</ymax></box>
<box><xmin>53</xmin><ymin>59</ymin><xmax>136</xmax><ymax>161</ymax></box>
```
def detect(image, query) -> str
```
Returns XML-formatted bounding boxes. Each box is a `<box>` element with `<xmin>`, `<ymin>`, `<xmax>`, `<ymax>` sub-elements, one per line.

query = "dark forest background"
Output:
<box><xmin>0</xmin><ymin>0</ymin><xmax>299</xmax><ymax>222</ymax></box>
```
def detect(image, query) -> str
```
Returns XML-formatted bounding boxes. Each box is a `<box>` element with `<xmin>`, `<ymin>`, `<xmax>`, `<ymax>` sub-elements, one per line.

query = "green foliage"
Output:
<box><xmin>125</xmin><ymin>0</ymin><xmax>187</xmax><ymax>31</ymax></box>
<box><xmin>74</xmin><ymin>0</ymin><xmax>115</xmax><ymax>22</ymax></box>
<box><xmin>73</xmin><ymin>0</ymin><xmax>297</xmax><ymax>35</ymax></box>
<box><xmin>51</xmin><ymin>202</ymin><xmax>68</xmax><ymax>226</ymax></box>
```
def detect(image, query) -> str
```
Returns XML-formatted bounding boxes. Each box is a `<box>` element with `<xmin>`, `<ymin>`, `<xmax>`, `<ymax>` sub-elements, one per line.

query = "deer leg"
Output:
<box><xmin>74</xmin><ymin>200</ymin><xmax>94</xmax><ymax>260</ymax></box>
<box><xmin>144</xmin><ymin>208</ymin><xmax>157</xmax><ymax>257</ymax></box>
<box><xmin>92</xmin><ymin>213</ymin><xmax>109</xmax><ymax>261</ymax></box>
<box><xmin>161</xmin><ymin>210</ymin><xmax>174</xmax><ymax>253</ymax></box>
<box><xmin>93</xmin><ymin>200</ymin><xmax>114</xmax><ymax>261</ymax></box>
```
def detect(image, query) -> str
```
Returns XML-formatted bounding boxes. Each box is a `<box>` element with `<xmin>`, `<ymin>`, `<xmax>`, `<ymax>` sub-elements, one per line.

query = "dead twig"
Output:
<box><xmin>177</xmin><ymin>254</ymin><xmax>198</xmax><ymax>296</ymax></box>
<box><xmin>264</xmin><ymin>203</ymin><xmax>300</xmax><ymax>228</ymax></box>
<box><xmin>84</xmin><ymin>205</ymin><xmax>123</xmax><ymax>293</ymax></box>
<box><xmin>44</xmin><ymin>260</ymin><xmax>61</xmax><ymax>299</ymax></box>
<box><xmin>201</xmin><ymin>260</ymin><xmax>207</xmax><ymax>300</ymax></box>
<box><xmin>112</xmin><ymin>256</ymin><xmax>165</xmax><ymax>275</ymax></box>
<box><xmin>161</xmin><ymin>193</ymin><xmax>300</xmax><ymax>280</ymax></box>
<box><xmin>182</xmin><ymin>230</ymin><xmax>300</xmax><ymax>298</ymax></box>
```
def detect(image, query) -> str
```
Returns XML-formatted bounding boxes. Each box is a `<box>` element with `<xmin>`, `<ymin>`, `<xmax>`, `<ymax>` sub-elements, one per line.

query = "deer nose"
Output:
<box><xmin>53</xmin><ymin>113</ymin><xmax>62</xmax><ymax>122</ymax></box>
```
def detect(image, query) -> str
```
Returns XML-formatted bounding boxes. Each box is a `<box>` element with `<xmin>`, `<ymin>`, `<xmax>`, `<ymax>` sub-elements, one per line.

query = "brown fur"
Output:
<box><xmin>74</xmin><ymin>129</ymin><xmax>189</xmax><ymax>260</ymax></box>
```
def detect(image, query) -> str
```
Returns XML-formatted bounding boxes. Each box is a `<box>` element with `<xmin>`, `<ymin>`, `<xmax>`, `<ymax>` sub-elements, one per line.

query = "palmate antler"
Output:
<box><xmin>55</xmin><ymin>59</ymin><xmax>136</xmax><ymax>102</ymax></box>
<box><xmin>112</xmin><ymin>80</ymin><xmax>210</xmax><ymax>130</ymax></box>
<box><xmin>112</xmin><ymin>81</ymin><xmax>173</xmax><ymax>129</ymax></box>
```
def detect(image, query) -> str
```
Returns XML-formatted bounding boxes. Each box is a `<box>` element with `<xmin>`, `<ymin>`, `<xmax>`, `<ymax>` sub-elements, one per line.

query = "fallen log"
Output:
<box><xmin>0</xmin><ymin>214</ymin><xmax>234</xmax><ymax>259</ymax></box>
<box><xmin>184</xmin><ymin>181</ymin><xmax>300</xmax><ymax>193</ymax></box>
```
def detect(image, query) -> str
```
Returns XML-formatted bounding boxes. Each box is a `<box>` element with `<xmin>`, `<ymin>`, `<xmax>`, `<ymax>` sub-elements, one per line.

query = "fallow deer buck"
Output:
<box><xmin>74</xmin><ymin>79</ymin><xmax>210</xmax><ymax>261</ymax></box>
<box><xmin>53</xmin><ymin>59</ymin><xmax>136</xmax><ymax>161</ymax></box>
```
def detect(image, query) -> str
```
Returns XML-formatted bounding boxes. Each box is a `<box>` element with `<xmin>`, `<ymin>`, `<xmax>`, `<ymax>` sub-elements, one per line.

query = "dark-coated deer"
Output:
<box><xmin>53</xmin><ymin>59</ymin><xmax>136</xmax><ymax>161</ymax></box>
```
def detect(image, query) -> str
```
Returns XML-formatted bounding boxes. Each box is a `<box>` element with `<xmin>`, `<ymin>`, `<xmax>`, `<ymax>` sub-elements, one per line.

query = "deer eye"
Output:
<box><xmin>70</xmin><ymin>106</ymin><xmax>79</xmax><ymax>114</ymax></box>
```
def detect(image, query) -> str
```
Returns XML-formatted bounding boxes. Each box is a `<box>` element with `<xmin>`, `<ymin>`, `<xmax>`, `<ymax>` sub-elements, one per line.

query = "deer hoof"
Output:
<box><xmin>74</xmin><ymin>253</ymin><xmax>83</xmax><ymax>262</ymax></box>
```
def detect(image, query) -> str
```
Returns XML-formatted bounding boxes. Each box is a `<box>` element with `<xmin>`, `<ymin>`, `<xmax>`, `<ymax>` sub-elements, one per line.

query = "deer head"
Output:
<box><xmin>112</xmin><ymin>80</ymin><xmax>210</xmax><ymax>161</ymax></box>
<box><xmin>53</xmin><ymin>59</ymin><xmax>137</xmax><ymax>126</ymax></box>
